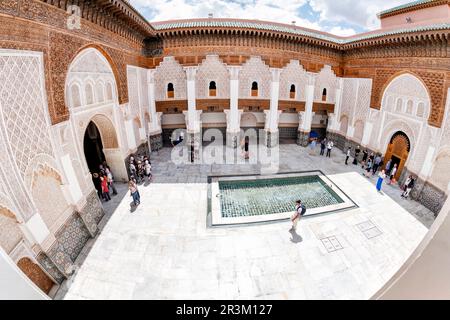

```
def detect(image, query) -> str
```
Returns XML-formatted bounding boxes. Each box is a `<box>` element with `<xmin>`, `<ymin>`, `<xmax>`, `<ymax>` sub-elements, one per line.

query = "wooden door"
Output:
<box><xmin>17</xmin><ymin>257</ymin><xmax>54</xmax><ymax>294</ymax></box>
<box><xmin>384</xmin><ymin>133</ymin><xmax>410</xmax><ymax>180</ymax></box>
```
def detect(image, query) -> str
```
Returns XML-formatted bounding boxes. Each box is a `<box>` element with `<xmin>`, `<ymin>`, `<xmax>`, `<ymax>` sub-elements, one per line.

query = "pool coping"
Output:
<box><xmin>207</xmin><ymin>170</ymin><xmax>359</xmax><ymax>227</ymax></box>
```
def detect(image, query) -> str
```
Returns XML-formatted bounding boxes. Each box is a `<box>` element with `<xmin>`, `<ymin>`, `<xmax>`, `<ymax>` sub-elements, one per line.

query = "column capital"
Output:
<box><xmin>183</xmin><ymin>66</ymin><xmax>198</xmax><ymax>81</ymax></box>
<box><xmin>227</xmin><ymin>66</ymin><xmax>241</xmax><ymax>80</ymax></box>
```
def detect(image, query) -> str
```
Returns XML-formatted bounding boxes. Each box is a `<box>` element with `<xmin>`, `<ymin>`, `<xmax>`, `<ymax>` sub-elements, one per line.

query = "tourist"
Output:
<box><xmin>361</xmin><ymin>149</ymin><xmax>368</xmax><ymax>168</ymax></box>
<box><xmin>129</xmin><ymin>179</ymin><xmax>140</xmax><ymax>206</ymax></box>
<box><xmin>309</xmin><ymin>138</ymin><xmax>317</xmax><ymax>155</ymax></box>
<box><xmin>320</xmin><ymin>138</ymin><xmax>326</xmax><ymax>156</ymax></box>
<box><xmin>105</xmin><ymin>167</ymin><xmax>118</xmax><ymax>195</ymax></box>
<box><xmin>144</xmin><ymin>160</ymin><xmax>152</xmax><ymax>182</ymax></box>
<box><xmin>388</xmin><ymin>163</ymin><xmax>398</xmax><ymax>184</ymax></box>
<box><xmin>345</xmin><ymin>147</ymin><xmax>351</xmax><ymax>165</ymax></box>
<box><xmin>92</xmin><ymin>172</ymin><xmax>102</xmax><ymax>199</ymax></box>
<box><xmin>290</xmin><ymin>199</ymin><xmax>306</xmax><ymax>232</ymax></box>
<box><xmin>364</xmin><ymin>158</ymin><xmax>373</xmax><ymax>177</ymax></box>
<box><xmin>385</xmin><ymin>159</ymin><xmax>392</xmax><ymax>175</ymax></box>
<box><xmin>353</xmin><ymin>146</ymin><xmax>360</xmax><ymax>165</ymax></box>
<box><xmin>373</xmin><ymin>154</ymin><xmax>382</xmax><ymax>174</ymax></box>
<box><xmin>326</xmin><ymin>140</ymin><xmax>333</xmax><ymax>158</ymax></box>
<box><xmin>401</xmin><ymin>176</ymin><xmax>415</xmax><ymax>199</ymax></box>
<box><xmin>137</xmin><ymin>160</ymin><xmax>145</xmax><ymax>182</ymax></box>
<box><xmin>129</xmin><ymin>161</ymin><xmax>137</xmax><ymax>182</ymax></box>
<box><xmin>99</xmin><ymin>164</ymin><xmax>106</xmax><ymax>176</ymax></box>
<box><xmin>100</xmin><ymin>175</ymin><xmax>111</xmax><ymax>201</ymax></box>
<box><xmin>376</xmin><ymin>170</ymin><xmax>386</xmax><ymax>192</ymax></box>
<box><xmin>402</xmin><ymin>175</ymin><xmax>412</xmax><ymax>193</ymax></box>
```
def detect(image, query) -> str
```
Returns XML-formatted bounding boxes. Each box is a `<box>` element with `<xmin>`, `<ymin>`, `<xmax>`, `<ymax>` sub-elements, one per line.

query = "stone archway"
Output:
<box><xmin>384</xmin><ymin>131</ymin><xmax>411</xmax><ymax>180</ymax></box>
<box><xmin>17</xmin><ymin>257</ymin><xmax>54</xmax><ymax>295</ymax></box>
<box><xmin>82</xmin><ymin>114</ymin><xmax>127</xmax><ymax>181</ymax></box>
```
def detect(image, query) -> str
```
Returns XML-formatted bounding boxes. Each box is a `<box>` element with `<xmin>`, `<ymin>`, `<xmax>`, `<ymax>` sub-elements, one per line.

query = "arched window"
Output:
<box><xmin>395</xmin><ymin>98</ymin><xmax>403</xmax><ymax>113</ymax></box>
<box><xmin>209</xmin><ymin>81</ymin><xmax>216</xmax><ymax>97</ymax></box>
<box><xmin>167</xmin><ymin>83</ymin><xmax>174</xmax><ymax>98</ymax></box>
<box><xmin>106</xmin><ymin>83</ymin><xmax>113</xmax><ymax>101</ymax></box>
<box><xmin>406</xmin><ymin>100</ymin><xmax>413</xmax><ymax>114</ymax></box>
<box><xmin>416</xmin><ymin>102</ymin><xmax>425</xmax><ymax>117</ymax></box>
<box><xmin>251</xmin><ymin>81</ymin><xmax>258</xmax><ymax>97</ymax></box>
<box><xmin>71</xmin><ymin>84</ymin><xmax>81</xmax><ymax>107</ymax></box>
<box><xmin>96</xmin><ymin>82</ymin><xmax>104</xmax><ymax>103</ymax></box>
<box><xmin>290</xmin><ymin>84</ymin><xmax>296</xmax><ymax>99</ymax></box>
<box><xmin>322</xmin><ymin>88</ymin><xmax>327</xmax><ymax>102</ymax></box>
<box><xmin>85</xmin><ymin>83</ymin><xmax>94</xmax><ymax>105</ymax></box>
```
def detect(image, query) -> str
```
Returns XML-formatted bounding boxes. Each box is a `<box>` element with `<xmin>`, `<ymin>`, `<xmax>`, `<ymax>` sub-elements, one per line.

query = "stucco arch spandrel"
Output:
<box><xmin>378</xmin><ymin>71</ymin><xmax>441</xmax><ymax>127</ymax></box>
<box><xmin>24</xmin><ymin>154</ymin><xmax>65</xmax><ymax>192</ymax></box>
<box><xmin>51</xmin><ymin>33</ymin><xmax>127</xmax><ymax>124</ymax></box>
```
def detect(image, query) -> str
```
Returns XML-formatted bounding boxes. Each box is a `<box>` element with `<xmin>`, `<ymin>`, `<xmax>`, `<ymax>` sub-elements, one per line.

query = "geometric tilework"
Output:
<box><xmin>53</xmin><ymin>213</ymin><xmax>91</xmax><ymax>262</ymax></box>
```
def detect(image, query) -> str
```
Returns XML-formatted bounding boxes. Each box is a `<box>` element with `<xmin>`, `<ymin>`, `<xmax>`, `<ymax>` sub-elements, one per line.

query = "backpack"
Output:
<box><xmin>297</xmin><ymin>204</ymin><xmax>306</xmax><ymax>216</ymax></box>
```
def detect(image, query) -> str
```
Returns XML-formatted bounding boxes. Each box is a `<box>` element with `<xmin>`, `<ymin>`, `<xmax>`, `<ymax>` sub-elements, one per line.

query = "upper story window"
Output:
<box><xmin>290</xmin><ymin>84</ymin><xmax>296</xmax><ymax>99</ymax></box>
<box><xmin>167</xmin><ymin>83</ymin><xmax>174</xmax><ymax>99</ymax></box>
<box><xmin>251</xmin><ymin>81</ymin><xmax>258</xmax><ymax>97</ymax></box>
<box><xmin>395</xmin><ymin>98</ymin><xmax>403</xmax><ymax>113</ymax></box>
<box><xmin>209</xmin><ymin>81</ymin><xmax>216</xmax><ymax>97</ymax></box>
<box><xmin>322</xmin><ymin>88</ymin><xmax>327</xmax><ymax>102</ymax></box>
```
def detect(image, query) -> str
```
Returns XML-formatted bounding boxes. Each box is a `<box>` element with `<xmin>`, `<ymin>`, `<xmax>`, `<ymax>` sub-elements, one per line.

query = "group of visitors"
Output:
<box><xmin>91</xmin><ymin>162</ymin><xmax>118</xmax><ymax>202</ymax></box>
<box><xmin>128</xmin><ymin>154</ymin><xmax>152</xmax><ymax>207</ymax></box>
<box><xmin>129</xmin><ymin>155</ymin><xmax>152</xmax><ymax>184</ymax></box>
<box><xmin>341</xmin><ymin>146</ymin><xmax>417</xmax><ymax>197</ymax></box>
<box><xmin>318</xmin><ymin>138</ymin><xmax>334</xmax><ymax>157</ymax></box>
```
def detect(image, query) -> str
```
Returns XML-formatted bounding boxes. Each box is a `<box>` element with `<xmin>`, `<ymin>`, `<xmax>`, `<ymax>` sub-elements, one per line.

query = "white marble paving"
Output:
<box><xmin>62</xmin><ymin>168</ymin><xmax>428</xmax><ymax>300</ymax></box>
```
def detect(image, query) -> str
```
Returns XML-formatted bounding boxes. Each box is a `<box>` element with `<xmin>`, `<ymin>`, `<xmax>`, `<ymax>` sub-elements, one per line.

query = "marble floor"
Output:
<box><xmin>56</xmin><ymin>144</ymin><xmax>435</xmax><ymax>300</ymax></box>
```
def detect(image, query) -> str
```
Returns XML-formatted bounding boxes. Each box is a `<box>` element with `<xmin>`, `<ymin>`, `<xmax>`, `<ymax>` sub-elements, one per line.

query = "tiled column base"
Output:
<box><xmin>149</xmin><ymin>133</ymin><xmax>163</xmax><ymax>151</ymax></box>
<box><xmin>265</xmin><ymin>131</ymin><xmax>279</xmax><ymax>148</ymax></box>
<box><xmin>37</xmin><ymin>252</ymin><xmax>66</xmax><ymax>284</ymax></box>
<box><xmin>296</xmin><ymin>131</ymin><xmax>309</xmax><ymax>147</ymax></box>
<box><xmin>226</xmin><ymin>131</ymin><xmax>240</xmax><ymax>148</ymax></box>
<box><xmin>186</xmin><ymin>131</ymin><xmax>202</xmax><ymax>163</ymax></box>
<box><xmin>78</xmin><ymin>191</ymin><xmax>104</xmax><ymax>237</ymax></box>
<box><xmin>400</xmin><ymin>167</ymin><xmax>447</xmax><ymax>216</ymax></box>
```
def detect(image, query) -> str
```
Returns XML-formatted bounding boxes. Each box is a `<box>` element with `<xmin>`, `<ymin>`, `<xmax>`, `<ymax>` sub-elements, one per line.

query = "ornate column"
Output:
<box><xmin>297</xmin><ymin>76</ymin><xmax>315</xmax><ymax>146</ymax></box>
<box><xmin>264</xmin><ymin>68</ymin><xmax>282</xmax><ymax>147</ymax></box>
<box><xmin>226</xmin><ymin>66</ymin><xmax>242</xmax><ymax>148</ymax></box>
<box><xmin>147</xmin><ymin>70</ymin><xmax>163</xmax><ymax>151</ymax></box>
<box><xmin>183</xmin><ymin>66</ymin><xmax>202</xmax><ymax>162</ymax></box>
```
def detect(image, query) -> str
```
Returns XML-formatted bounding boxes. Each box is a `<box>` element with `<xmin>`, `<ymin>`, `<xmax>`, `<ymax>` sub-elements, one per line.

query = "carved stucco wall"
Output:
<box><xmin>314</xmin><ymin>65</ymin><xmax>338</xmax><ymax>103</ymax></box>
<box><xmin>376</xmin><ymin>74</ymin><xmax>432</xmax><ymax>172</ymax></box>
<box><xmin>66</xmin><ymin>48</ymin><xmax>116</xmax><ymax>109</ymax></box>
<box><xmin>239</xmin><ymin>56</ymin><xmax>271</xmax><ymax>99</ymax></box>
<box><xmin>196</xmin><ymin>55</ymin><xmax>230</xmax><ymax>99</ymax></box>
<box><xmin>279</xmin><ymin>60</ymin><xmax>308</xmax><ymax>101</ymax></box>
<box><xmin>154</xmin><ymin>56</ymin><xmax>187</xmax><ymax>101</ymax></box>
<box><xmin>0</xmin><ymin>206</ymin><xmax>22</xmax><ymax>254</ymax></box>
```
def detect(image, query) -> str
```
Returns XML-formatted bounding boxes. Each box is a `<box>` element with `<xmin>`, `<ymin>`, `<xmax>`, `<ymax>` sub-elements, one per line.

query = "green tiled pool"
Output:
<box><xmin>218</xmin><ymin>175</ymin><xmax>344</xmax><ymax>218</ymax></box>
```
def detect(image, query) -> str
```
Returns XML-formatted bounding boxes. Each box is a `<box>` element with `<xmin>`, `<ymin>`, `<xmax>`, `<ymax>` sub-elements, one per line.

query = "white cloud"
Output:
<box><xmin>132</xmin><ymin>0</ymin><xmax>318</xmax><ymax>28</ymax></box>
<box><xmin>328</xmin><ymin>26</ymin><xmax>356</xmax><ymax>37</ymax></box>
<box><xmin>130</xmin><ymin>0</ymin><xmax>414</xmax><ymax>33</ymax></box>
<box><xmin>309</xmin><ymin>0</ymin><xmax>412</xmax><ymax>30</ymax></box>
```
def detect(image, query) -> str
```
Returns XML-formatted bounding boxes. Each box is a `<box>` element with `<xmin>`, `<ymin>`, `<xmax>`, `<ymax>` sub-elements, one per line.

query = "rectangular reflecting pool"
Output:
<box><xmin>209</xmin><ymin>171</ymin><xmax>356</xmax><ymax>226</ymax></box>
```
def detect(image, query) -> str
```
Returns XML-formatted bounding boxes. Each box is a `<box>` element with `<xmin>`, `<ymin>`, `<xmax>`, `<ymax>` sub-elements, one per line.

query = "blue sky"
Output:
<box><xmin>130</xmin><ymin>0</ymin><xmax>413</xmax><ymax>36</ymax></box>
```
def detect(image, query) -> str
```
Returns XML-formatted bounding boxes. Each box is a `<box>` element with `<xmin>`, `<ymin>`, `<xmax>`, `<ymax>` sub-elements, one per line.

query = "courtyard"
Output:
<box><xmin>55</xmin><ymin>144</ymin><xmax>434</xmax><ymax>300</ymax></box>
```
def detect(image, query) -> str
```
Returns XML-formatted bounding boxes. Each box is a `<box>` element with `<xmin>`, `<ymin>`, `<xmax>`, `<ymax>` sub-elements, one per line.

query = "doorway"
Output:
<box><xmin>83</xmin><ymin>121</ymin><xmax>106</xmax><ymax>173</ymax></box>
<box><xmin>384</xmin><ymin>131</ymin><xmax>410</xmax><ymax>180</ymax></box>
